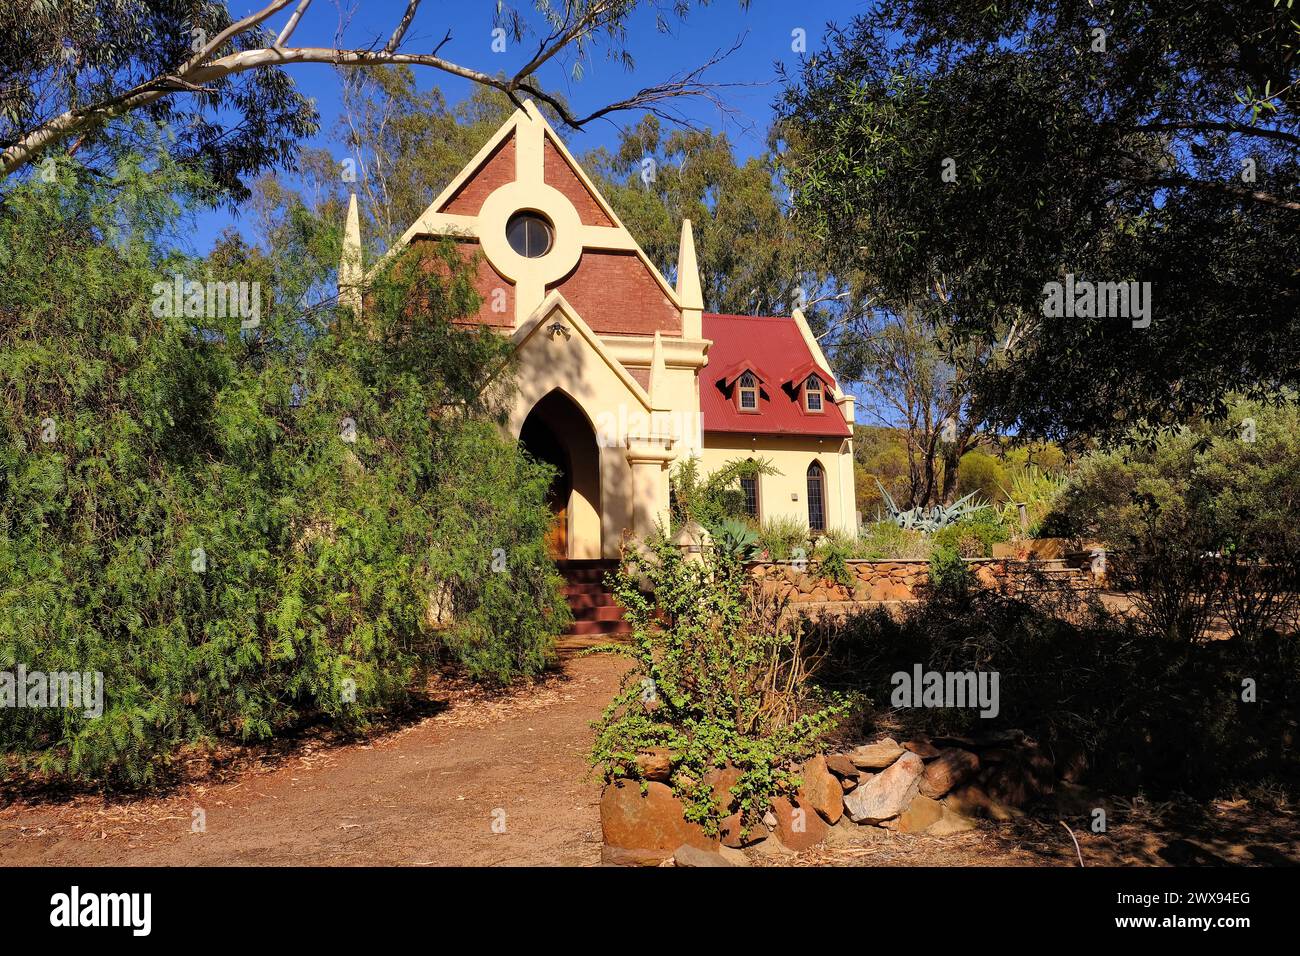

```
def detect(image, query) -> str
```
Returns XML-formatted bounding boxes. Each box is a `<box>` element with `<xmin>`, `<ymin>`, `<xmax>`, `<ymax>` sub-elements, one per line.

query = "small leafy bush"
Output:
<box><xmin>588</xmin><ymin>539</ymin><xmax>848</xmax><ymax>833</ymax></box>
<box><xmin>928</xmin><ymin>545</ymin><xmax>974</xmax><ymax>594</ymax></box>
<box><xmin>814</xmin><ymin>530</ymin><xmax>856</xmax><ymax>587</ymax></box>
<box><xmin>756</xmin><ymin>516</ymin><xmax>808</xmax><ymax>560</ymax></box>
<box><xmin>855</xmin><ymin>519</ymin><xmax>932</xmax><ymax>560</ymax></box>
<box><xmin>931</xmin><ymin>510</ymin><xmax>1010</xmax><ymax>558</ymax></box>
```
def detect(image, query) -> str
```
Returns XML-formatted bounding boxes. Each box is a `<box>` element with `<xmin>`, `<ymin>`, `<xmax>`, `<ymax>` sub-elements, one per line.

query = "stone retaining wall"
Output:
<box><xmin>749</xmin><ymin>557</ymin><xmax>1093</xmax><ymax>605</ymax></box>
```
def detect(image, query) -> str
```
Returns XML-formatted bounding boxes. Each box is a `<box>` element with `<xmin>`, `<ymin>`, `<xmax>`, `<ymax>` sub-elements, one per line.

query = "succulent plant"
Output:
<box><xmin>875</xmin><ymin>478</ymin><xmax>989</xmax><ymax>532</ymax></box>
<box><xmin>710</xmin><ymin>519</ymin><xmax>760</xmax><ymax>561</ymax></box>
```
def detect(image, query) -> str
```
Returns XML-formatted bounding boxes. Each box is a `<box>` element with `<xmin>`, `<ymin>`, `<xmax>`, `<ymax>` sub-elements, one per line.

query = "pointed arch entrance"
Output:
<box><xmin>518</xmin><ymin>389</ymin><xmax>602</xmax><ymax>559</ymax></box>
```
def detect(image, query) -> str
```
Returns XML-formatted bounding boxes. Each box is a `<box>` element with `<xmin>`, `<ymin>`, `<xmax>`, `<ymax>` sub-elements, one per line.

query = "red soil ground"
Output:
<box><xmin>2</xmin><ymin>648</ymin><xmax>1295</xmax><ymax>867</ymax></box>
<box><xmin>1</xmin><ymin>653</ymin><xmax>626</xmax><ymax>867</ymax></box>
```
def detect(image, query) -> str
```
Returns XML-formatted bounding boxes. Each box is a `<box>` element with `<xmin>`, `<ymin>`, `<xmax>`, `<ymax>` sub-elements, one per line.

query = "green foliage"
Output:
<box><xmin>1</xmin><ymin>3</ymin><xmax>318</xmax><ymax>201</ymax></box>
<box><xmin>814</xmin><ymin>531</ymin><xmax>856</xmax><ymax>587</ymax></box>
<box><xmin>669</xmin><ymin>455</ymin><xmax>777</xmax><ymax>532</ymax></box>
<box><xmin>956</xmin><ymin>450</ymin><xmax>1006</xmax><ymax>503</ymax></box>
<box><xmin>928</xmin><ymin>545</ymin><xmax>973</xmax><ymax>594</ymax></box>
<box><xmin>855</xmin><ymin>520</ymin><xmax>932</xmax><ymax>560</ymax></box>
<box><xmin>755</xmin><ymin>516</ymin><xmax>807</xmax><ymax>560</ymax></box>
<box><xmin>931</xmin><ymin>511</ymin><xmax>1011</xmax><ymax>559</ymax></box>
<box><xmin>711</xmin><ymin>519</ymin><xmax>760</xmax><ymax>564</ymax></box>
<box><xmin>997</xmin><ymin>465</ymin><xmax>1068</xmax><ymax>536</ymax></box>
<box><xmin>1047</xmin><ymin>398</ymin><xmax>1300</xmax><ymax>641</ymax></box>
<box><xmin>779</xmin><ymin>1</ymin><xmax>1300</xmax><ymax>441</ymax></box>
<box><xmin>0</xmin><ymin>154</ymin><xmax>565</xmax><ymax>785</ymax></box>
<box><xmin>587</xmin><ymin>540</ymin><xmax>848</xmax><ymax>833</ymax></box>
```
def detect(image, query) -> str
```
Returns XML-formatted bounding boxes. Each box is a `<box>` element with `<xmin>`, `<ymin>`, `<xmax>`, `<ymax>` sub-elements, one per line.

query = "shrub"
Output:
<box><xmin>669</xmin><ymin>456</ymin><xmax>776</xmax><ymax>532</ymax></box>
<box><xmin>855</xmin><ymin>519</ymin><xmax>931</xmax><ymax>560</ymax></box>
<box><xmin>997</xmin><ymin>465</ymin><xmax>1068</xmax><ymax>536</ymax></box>
<box><xmin>814</xmin><ymin>530</ymin><xmax>856</xmax><ymax>587</ymax></box>
<box><xmin>931</xmin><ymin>510</ymin><xmax>1010</xmax><ymax>558</ymax></box>
<box><xmin>0</xmin><ymin>155</ymin><xmax>565</xmax><ymax>785</ymax></box>
<box><xmin>756</xmin><ymin>516</ymin><xmax>807</xmax><ymax>560</ymax></box>
<box><xmin>813</xmin><ymin>584</ymin><xmax>1300</xmax><ymax>799</ymax></box>
<box><xmin>927</xmin><ymin>545</ymin><xmax>973</xmax><ymax>594</ymax></box>
<box><xmin>587</xmin><ymin>540</ymin><xmax>848</xmax><ymax>834</ymax></box>
<box><xmin>1047</xmin><ymin>399</ymin><xmax>1300</xmax><ymax>641</ymax></box>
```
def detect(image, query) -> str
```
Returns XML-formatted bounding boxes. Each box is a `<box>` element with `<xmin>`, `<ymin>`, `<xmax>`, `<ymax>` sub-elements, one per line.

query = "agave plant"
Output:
<box><xmin>874</xmin><ymin>478</ymin><xmax>988</xmax><ymax>532</ymax></box>
<box><xmin>710</xmin><ymin>519</ymin><xmax>760</xmax><ymax>561</ymax></box>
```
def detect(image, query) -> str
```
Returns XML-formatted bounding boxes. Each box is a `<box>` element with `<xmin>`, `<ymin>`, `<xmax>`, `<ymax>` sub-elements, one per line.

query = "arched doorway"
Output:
<box><xmin>519</xmin><ymin>390</ymin><xmax>601</xmax><ymax>559</ymax></box>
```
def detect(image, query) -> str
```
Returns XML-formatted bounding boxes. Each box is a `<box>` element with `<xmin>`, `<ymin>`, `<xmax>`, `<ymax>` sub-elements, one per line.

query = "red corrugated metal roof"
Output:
<box><xmin>701</xmin><ymin>313</ymin><xmax>851</xmax><ymax>438</ymax></box>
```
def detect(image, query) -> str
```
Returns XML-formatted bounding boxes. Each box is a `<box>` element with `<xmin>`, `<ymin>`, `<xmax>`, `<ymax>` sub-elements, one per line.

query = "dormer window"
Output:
<box><xmin>804</xmin><ymin>375</ymin><xmax>824</xmax><ymax>412</ymax></box>
<box><xmin>737</xmin><ymin>371</ymin><xmax>759</xmax><ymax>413</ymax></box>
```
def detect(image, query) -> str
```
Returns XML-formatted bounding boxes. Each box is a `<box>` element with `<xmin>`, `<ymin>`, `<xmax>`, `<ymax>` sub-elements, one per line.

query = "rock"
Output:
<box><xmin>928</xmin><ymin>803</ymin><xmax>978</xmax><ymax>836</ymax></box>
<box><xmin>840</xmin><ymin>777</ymin><xmax>857</xmax><ymax>792</ymax></box>
<box><xmin>673</xmin><ymin>844</ymin><xmax>735</xmax><ymax>867</ymax></box>
<box><xmin>847</xmin><ymin>738</ymin><xmax>904</xmax><ymax>770</ymax></box>
<box><xmin>601</xmin><ymin>780</ymin><xmax>717</xmax><ymax>863</ymax></box>
<box><xmin>634</xmin><ymin>746</ymin><xmax>672</xmax><ymax>782</ymax></box>
<box><xmin>751</xmin><ymin>832</ymin><xmax>797</xmax><ymax>860</ymax></box>
<box><xmin>919</xmin><ymin>747</ymin><xmax>981</xmax><ymax>799</ymax></box>
<box><xmin>762</xmin><ymin>810</ymin><xmax>778</xmax><ymax>828</ymax></box>
<box><xmin>903</xmin><ymin>736</ymin><xmax>941</xmax><ymax>759</ymax></box>
<box><xmin>824</xmin><ymin>754</ymin><xmax>860</xmax><ymax>778</ymax></box>
<box><xmin>717</xmin><ymin>845</ymin><xmax>751</xmax><ymax>867</ymax></box>
<box><xmin>944</xmin><ymin>783</ymin><xmax>1022</xmax><ymax>822</ymax></box>
<box><xmin>843</xmin><ymin>751</ymin><xmax>925</xmax><ymax>824</ymax></box>
<box><xmin>892</xmin><ymin>794</ymin><xmax>944</xmax><ymax>833</ymax></box>
<box><xmin>703</xmin><ymin>763</ymin><xmax>743</xmax><ymax>813</ymax></box>
<box><xmin>602</xmin><ymin>845</ymin><xmax>671</xmax><ymax>867</ymax></box>
<box><xmin>799</xmin><ymin>755</ymin><xmax>844</xmax><ymax>825</ymax></box>
<box><xmin>770</xmin><ymin>795</ymin><xmax>829</xmax><ymax>851</ymax></box>
<box><xmin>718</xmin><ymin>812</ymin><xmax>766</xmax><ymax>848</ymax></box>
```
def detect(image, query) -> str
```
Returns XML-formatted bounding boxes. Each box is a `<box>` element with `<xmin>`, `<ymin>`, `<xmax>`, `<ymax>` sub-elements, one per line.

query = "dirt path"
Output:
<box><xmin>0</xmin><ymin>654</ymin><xmax>628</xmax><ymax>867</ymax></box>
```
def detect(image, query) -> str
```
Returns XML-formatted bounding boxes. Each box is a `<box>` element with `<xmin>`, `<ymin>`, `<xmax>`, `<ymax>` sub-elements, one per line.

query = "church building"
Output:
<box><xmin>340</xmin><ymin>101</ymin><xmax>858</xmax><ymax>560</ymax></box>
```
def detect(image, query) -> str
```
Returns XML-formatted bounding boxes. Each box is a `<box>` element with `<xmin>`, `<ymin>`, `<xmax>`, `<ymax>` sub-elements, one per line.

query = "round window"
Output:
<box><xmin>506</xmin><ymin>212</ymin><xmax>553</xmax><ymax>258</ymax></box>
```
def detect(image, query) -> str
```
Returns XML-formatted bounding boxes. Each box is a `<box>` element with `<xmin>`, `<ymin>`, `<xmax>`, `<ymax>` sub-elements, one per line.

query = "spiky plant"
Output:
<box><xmin>874</xmin><ymin>478</ymin><xmax>989</xmax><ymax>532</ymax></box>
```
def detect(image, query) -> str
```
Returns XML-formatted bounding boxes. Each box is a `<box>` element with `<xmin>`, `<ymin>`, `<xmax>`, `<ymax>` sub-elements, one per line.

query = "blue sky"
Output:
<box><xmin>192</xmin><ymin>0</ymin><xmax>870</xmax><ymax>251</ymax></box>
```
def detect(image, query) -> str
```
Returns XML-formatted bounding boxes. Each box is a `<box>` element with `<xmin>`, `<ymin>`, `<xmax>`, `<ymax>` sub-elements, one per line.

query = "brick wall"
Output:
<box><xmin>548</xmin><ymin>250</ymin><xmax>682</xmax><ymax>336</ymax></box>
<box><xmin>412</xmin><ymin>237</ymin><xmax>515</xmax><ymax>328</ymax></box>
<box><xmin>544</xmin><ymin>135</ymin><xmax>615</xmax><ymax>227</ymax></box>
<box><xmin>440</xmin><ymin>134</ymin><xmax>516</xmax><ymax>216</ymax></box>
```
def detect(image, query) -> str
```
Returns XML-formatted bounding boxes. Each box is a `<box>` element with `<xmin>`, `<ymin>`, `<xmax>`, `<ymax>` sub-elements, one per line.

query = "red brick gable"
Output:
<box><xmin>439</xmin><ymin>133</ymin><xmax>516</xmax><ymax>216</ymax></box>
<box><xmin>543</xmin><ymin>135</ymin><xmax>615</xmax><ymax>227</ymax></box>
<box><xmin>547</xmin><ymin>251</ymin><xmax>682</xmax><ymax>336</ymax></box>
<box><xmin>410</xmin><ymin>237</ymin><xmax>515</xmax><ymax>328</ymax></box>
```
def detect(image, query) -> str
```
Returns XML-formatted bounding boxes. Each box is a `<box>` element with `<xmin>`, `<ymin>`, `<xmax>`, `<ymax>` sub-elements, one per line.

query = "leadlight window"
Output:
<box><xmin>805</xmin><ymin>374</ymin><xmax>824</xmax><ymax>412</ymax></box>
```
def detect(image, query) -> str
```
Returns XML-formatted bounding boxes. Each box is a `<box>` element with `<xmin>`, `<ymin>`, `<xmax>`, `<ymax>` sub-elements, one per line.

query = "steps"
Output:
<box><xmin>555</xmin><ymin>559</ymin><xmax>630</xmax><ymax>649</ymax></box>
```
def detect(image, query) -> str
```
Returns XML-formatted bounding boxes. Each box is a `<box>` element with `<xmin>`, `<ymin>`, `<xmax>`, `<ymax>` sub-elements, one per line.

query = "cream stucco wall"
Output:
<box><xmin>699</xmin><ymin>433</ymin><xmax>859</xmax><ymax>536</ymax></box>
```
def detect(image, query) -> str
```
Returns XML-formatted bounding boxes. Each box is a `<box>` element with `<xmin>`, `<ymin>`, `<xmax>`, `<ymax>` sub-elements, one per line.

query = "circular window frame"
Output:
<box><xmin>506</xmin><ymin>211</ymin><xmax>554</xmax><ymax>259</ymax></box>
